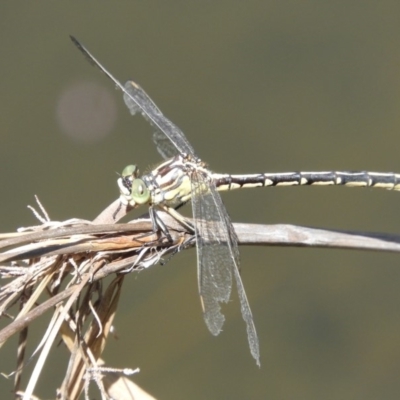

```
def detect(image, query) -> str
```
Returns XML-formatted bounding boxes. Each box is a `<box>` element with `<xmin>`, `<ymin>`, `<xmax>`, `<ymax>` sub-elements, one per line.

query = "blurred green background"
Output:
<box><xmin>2</xmin><ymin>2</ymin><xmax>400</xmax><ymax>399</ymax></box>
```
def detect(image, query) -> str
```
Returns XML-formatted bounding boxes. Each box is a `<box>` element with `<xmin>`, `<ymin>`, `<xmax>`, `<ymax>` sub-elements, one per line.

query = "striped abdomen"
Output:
<box><xmin>212</xmin><ymin>171</ymin><xmax>400</xmax><ymax>192</ymax></box>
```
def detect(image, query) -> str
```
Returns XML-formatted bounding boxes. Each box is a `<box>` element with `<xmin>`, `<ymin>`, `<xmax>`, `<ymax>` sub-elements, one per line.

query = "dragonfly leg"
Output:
<box><xmin>149</xmin><ymin>206</ymin><xmax>173</xmax><ymax>242</ymax></box>
<box><xmin>112</xmin><ymin>201</ymin><xmax>122</xmax><ymax>220</ymax></box>
<box><xmin>162</xmin><ymin>205</ymin><xmax>195</xmax><ymax>233</ymax></box>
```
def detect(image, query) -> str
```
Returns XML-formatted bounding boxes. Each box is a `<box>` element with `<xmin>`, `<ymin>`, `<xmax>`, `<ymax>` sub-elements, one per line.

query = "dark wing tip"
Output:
<box><xmin>69</xmin><ymin>35</ymin><xmax>97</xmax><ymax>68</ymax></box>
<box><xmin>69</xmin><ymin>35</ymin><xmax>85</xmax><ymax>53</ymax></box>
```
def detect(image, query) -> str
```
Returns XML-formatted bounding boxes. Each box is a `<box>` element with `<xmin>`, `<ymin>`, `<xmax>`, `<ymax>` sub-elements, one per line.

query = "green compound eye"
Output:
<box><xmin>122</xmin><ymin>164</ymin><xmax>139</xmax><ymax>178</ymax></box>
<box><xmin>130</xmin><ymin>179</ymin><xmax>150</xmax><ymax>205</ymax></box>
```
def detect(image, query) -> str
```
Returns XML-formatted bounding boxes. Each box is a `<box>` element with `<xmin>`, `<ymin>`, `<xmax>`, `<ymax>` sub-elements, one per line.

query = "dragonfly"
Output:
<box><xmin>71</xmin><ymin>36</ymin><xmax>400</xmax><ymax>366</ymax></box>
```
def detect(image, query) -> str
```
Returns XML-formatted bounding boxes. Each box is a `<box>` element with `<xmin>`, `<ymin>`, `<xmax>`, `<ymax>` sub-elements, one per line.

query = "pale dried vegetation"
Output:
<box><xmin>1</xmin><ymin>196</ymin><xmax>400</xmax><ymax>399</ymax></box>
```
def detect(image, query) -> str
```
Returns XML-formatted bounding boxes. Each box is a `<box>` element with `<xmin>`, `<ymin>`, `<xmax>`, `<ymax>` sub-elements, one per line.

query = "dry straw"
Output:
<box><xmin>1</xmin><ymin>196</ymin><xmax>400</xmax><ymax>399</ymax></box>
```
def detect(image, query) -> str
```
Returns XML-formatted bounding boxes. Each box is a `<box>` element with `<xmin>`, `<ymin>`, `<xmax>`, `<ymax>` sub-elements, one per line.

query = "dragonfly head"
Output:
<box><xmin>118</xmin><ymin>164</ymin><xmax>150</xmax><ymax>207</ymax></box>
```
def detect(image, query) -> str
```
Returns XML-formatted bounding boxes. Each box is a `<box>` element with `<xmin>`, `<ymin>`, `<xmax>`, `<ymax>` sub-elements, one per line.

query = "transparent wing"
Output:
<box><xmin>70</xmin><ymin>37</ymin><xmax>195</xmax><ymax>160</ymax></box>
<box><xmin>231</xmin><ymin>256</ymin><xmax>260</xmax><ymax>367</ymax></box>
<box><xmin>152</xmin><ymin>130</ymin><xmax>181</xmax><ymax>159</ymax></box>
<box><xmin>191</xmin><ymin>172</ymin><xmax>260</xmax><ymax>365</ymax></box>
<box><xmin>192</xmin><ymin>180</ymin><xmax>233</xmax><ymax>335</ymax></box>
<box><xmin>123</xmin><ymin>81</ymin><xmax>196</xmax><ymax>159</ymax></box>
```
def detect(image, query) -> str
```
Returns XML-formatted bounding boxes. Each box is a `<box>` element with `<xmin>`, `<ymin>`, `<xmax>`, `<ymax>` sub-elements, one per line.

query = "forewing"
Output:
<box><xmin>152</xmin><ymin>130</ymin><xmax>181</xmax><ymax>159</ymax></box>
<box><xmin>123</xmin><ymin>81</ymin><xmax>196</xmax><ymax>159</ymax></box>
<box><xmin>232</xmin><ymin>257</ymin><xmax>260</xmax><ymax>366</ymax></box>
<box><xmin>71</xmin><ymin>38</ymin><xmax>195</xmax><ymax>160</ymax></box>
